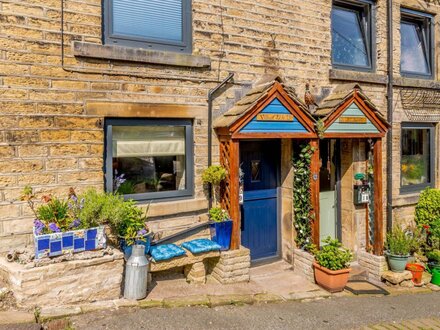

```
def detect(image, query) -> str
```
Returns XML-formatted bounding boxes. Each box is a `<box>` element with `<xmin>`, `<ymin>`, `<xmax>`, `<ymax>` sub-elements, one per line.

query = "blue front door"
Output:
<box><xmin>240</xmin><ymin>140</ymin><xmax>280</xmax><ymax>261</ymax></box>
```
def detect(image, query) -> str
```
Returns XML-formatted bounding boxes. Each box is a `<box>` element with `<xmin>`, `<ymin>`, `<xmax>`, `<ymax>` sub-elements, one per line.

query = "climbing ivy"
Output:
<box><xmin>315</xmin><ymin>119</ymin><xmax>325</xmax><ymax>139</ymax></box>
<box><xmin>293</xmin><ymin>143</ymin><xmax>315</xmax><ymax>249</ymax></box>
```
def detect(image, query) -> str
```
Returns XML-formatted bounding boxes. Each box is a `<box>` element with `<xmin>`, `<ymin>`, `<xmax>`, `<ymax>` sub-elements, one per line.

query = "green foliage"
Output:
<box><xmin>293</xmin><ymin>143</ymin><xmax>314</xmax><ymax>249</ymax></box>
<box><xmin>415</xmin><ymin>187</ymin><xmax>440</xmax><ymax>228</ymax></box>
<box><xmin>116</xmin><ymin>180</ymin><xmax>136</xmax><ymax>195</ymax></box>
<box><xmin>315</xmin><ymin>119</ymin><xmax>325</xmax><ymax>139</ymax></box>
<box><xmin>427</xmin><ymin>249</ymin><xmax>440</xmax><ymax>262</ymax></box>
<box><xmin>36</xmin><ymin>197</ymin><xmax>70</xmax><ymax>229</ymax></box>
<box><xmin>209</xmin><ymin>207</ymin><xmax>229</xmax><ymax>222</ymax></box>
<box><xmin>202</xmin><ymin>165</ymin><xmax>227</xmax><ymax>186</ymax></box>
<box><xmin>385</xmin><ymin>226</ymin><xmax>413</xmax><ymax>256</ymax></box>
<box><xmin>312</xmin><ymin>237</ymin><xmax>352</xmax><ymax>271</ymax></box>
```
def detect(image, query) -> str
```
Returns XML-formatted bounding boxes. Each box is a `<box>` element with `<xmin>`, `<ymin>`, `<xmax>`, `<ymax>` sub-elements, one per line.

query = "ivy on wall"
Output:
<box><xmin>292</xmin><ymin>143</ymin><xmax>315</xmax><ymax>249</ymax></box>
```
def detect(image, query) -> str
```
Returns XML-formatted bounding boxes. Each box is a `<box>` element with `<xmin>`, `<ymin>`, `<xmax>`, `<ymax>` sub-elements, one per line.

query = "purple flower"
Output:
<box><xmin>48</xmin><ymin>222</ymin><xmax>61</xmax><ymax>233</ymax></box>
<box><xmin>137</xmin><ymin>229</ymin><xmax>147</xmax><ymax>237</ymax></box>
<box><xmin>70</xmin><ymin>194</ymin><xmax>78</xmax><ymax>203</ymax></box>
<box><xmin>34</xmin><ymin>219</ymin><xmax>45</xmax><ymax>235</ymax></box>
<box><xmin>70</xmin><ymin>219</ymin><xmax>81</xmax><ymax>228</ymax></box>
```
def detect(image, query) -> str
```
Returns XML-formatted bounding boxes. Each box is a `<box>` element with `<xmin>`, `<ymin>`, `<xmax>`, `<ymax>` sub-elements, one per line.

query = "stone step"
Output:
<box><xmin>349</xmin><ymin>263</ymin><xmax>369</xmax><ymax>281</ymax></box>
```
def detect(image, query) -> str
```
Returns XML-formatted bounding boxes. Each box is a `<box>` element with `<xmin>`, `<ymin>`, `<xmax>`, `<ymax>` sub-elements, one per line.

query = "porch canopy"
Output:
<box><xmin>315</xmin><ymin>83</ymin><xmax>389</xmax><ymax>255</ymax></box>
<box><xmin>214</xmin><ymin>77</ymin><xmax>317</xmax><ymax>250</ymax></box>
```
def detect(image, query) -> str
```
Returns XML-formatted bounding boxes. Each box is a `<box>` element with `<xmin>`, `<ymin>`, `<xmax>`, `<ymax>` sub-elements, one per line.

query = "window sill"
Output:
<box><xmin>329</xmin><ymin>69</ymin><xmax>388</xmax><ymax>85</ymax></box>
<box><xmin>73</xmin><ymin>42</ymin><xmax>211</xmax><ymax>68</ymax></box>
<box><xmin>137</xmin><ymin>198</ymin><xmax>208</xmax><ymax>218</ymax></box>
<box><xmin>394</xmin><ymin>76</ymin><xmax>440</xmax><ymax>89</ymax></box>
<box><xmin>393</xmin><ymin>192</ymin><xmax>421</xmax><ymax>207</ymax></box>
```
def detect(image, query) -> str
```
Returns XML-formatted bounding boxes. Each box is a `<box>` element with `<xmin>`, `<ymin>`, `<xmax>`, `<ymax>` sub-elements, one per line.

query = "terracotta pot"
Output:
<box><xmin>313</xmin><ymin>262</ymin><xmax>351</xmax><ymax>293</ymax></box>
<box><xmin>405</xmin><ymin>263</ymin><xmax>425</xmax><ymax>285</ymax></box>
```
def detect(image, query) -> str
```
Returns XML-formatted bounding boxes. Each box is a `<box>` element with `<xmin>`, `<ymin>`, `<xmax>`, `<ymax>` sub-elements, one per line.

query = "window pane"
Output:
<box><xmin>112</xmin><ymin>126</ymin><xmax>186</xmax><ymax>195</ymax></box>
<box><xmin>401</xmin><ymin>128</ymin><xmax>430</xmax><ymax>187</ymax></box>
<box><xmin>332</xmin><ymin>7</ymin><xmax>369</xmax><ymax>67</ymax></box>
<box><xmin>112</xmin><ymin>0</ymin><xmax>183</xmax><ymax>42</ymax></box>
<box><xmin>401</xmin><ymin>21</ymin><xmax>429</xmax><ymax>74</ymax></box>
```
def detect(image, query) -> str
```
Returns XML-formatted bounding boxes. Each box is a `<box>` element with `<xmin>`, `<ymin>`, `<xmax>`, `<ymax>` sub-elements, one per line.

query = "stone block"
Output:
<box><xmin>208</xmin><ymin>294</ymin><xmax>254</xmax><ymax>307</ymax></box>
<box><xmin>163</xmin><ymin>295</ymin><xmax>209</xmax><ymax>308</ymax></box>
<box><xmin>381</xmin><ymin>270</ymin><xmax>413</xmax><ymax>285</ymax></box>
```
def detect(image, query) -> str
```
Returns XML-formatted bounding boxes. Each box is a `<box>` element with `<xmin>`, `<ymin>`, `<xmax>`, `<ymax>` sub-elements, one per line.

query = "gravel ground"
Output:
<box><xmin>68</xmin><ymin>292</ymin><xmax>440</xmax><ymax>330</ymax></box>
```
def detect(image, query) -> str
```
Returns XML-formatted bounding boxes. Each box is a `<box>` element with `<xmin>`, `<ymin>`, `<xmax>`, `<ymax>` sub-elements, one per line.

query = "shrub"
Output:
<box><xmin>427</xmin><ymin>249</ymin><xmax>440</xmax><ymax>263</ymax></box>
<box><xmin>385</xmin><ymin>226</ymin><xmax>413</xmax><ymax>256</ymax></box>
<box><xmin>415</xmin><ymin>187</ymin><xmax>440</xmax><ymax>227</ymax></box>
<box><xmin>208</xmin><ymin>207</ymin><xmax>229</xmax><ymax>222</ymax></box>
<box><xmin>202</xmin><ymin>165</ymin><xmax>227</xmax><ymax>186</ymax></box>
<box><xmin>312</xmin><ymin>237</ymin><xmax>352</xmax><ymax>271</ymax></box>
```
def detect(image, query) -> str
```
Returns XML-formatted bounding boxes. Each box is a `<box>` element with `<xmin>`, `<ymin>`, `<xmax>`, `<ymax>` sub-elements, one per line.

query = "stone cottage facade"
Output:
<box><xmin>0</xmin><ymin>0</ymin><xmax>439</xmax><ymax>269</ymax></box>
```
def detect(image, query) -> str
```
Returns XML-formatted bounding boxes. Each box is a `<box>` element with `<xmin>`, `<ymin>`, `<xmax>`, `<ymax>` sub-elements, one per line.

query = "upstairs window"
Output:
<box><xmin>104</xmin><ymin>0</ymin><xmax>192</xmax><ymax>53</ymax></box>
<box><xmin>400</xmin><ymin>9</ymin><xmax>433</xmax><ymax>78</ymax></box>
<box><xmin>400</xmin><ymin>123</ymin><xmax>434</xmax><ymax>193</ymax></box>
<box><xmin>331</xmin><ymin>0</ymin><xmax>374</xmax><ymax>70</ymax></box>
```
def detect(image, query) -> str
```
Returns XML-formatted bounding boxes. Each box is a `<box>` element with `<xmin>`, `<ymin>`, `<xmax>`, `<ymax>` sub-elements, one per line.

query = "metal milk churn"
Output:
<box><xmin>124</xmin><ymin>244</ymin><xmax>149</xmax><ymax>300</ymax></box>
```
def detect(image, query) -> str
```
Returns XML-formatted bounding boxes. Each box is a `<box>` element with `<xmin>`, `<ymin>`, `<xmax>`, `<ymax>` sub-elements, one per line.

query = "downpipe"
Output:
<box><xmin>207</xmin><ymin>73</ymin><xmax>235</xmax><ymax>209</ymax></box>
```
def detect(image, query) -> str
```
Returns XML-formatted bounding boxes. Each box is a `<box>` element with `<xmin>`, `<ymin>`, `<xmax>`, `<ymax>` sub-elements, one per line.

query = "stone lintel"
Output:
<box><xmin>86</xmin><ymin>102</ymin><xmax>207</xmax><ymax>120</ymax></box>
<box><xmin>73</xmin><ymin>42</ymin><xmax>211</xmax><ymax>68</ymax></box>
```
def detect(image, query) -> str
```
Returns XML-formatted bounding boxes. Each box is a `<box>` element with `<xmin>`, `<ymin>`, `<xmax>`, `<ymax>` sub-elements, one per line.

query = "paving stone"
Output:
<box><xmin>208</xmin><ymin>294</ymin><xmax>254</xmax><ymax>307</ymax></box>
<box><xmin>40</xmin><ymin>306</ymin><xmax>81</xmax><ymax>320</ymax></box>
<box><xmin>381</xmin><ymin>271</ymin><xmax>413</xmax><ymax>285</ymax></box>
<box><xmin>163</xmin><ymin>295</ymin><xmax>210</xmax><ymax>308</ymax></box>
<box><xmin>0</xmin><ymin>311</ymin><xmax>35</xmax><ymax>325</ymax></box>
<box><xmin>253</xmin><ymin>293</ymin><xmax>284</xmax><ymax>304</ymax></box>
<box><xmin>80</xmin><ymin>300</ymin><xmax>116</xmax><ymax>313</ymax></box>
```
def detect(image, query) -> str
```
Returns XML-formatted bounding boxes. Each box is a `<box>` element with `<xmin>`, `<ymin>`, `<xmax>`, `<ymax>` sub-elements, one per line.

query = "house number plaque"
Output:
<box><xmin>339</xmin><ymin>117</ymin><xmax>367</xmax><ymax>124</ymax></box>
<box><xmin>256</xmin><ymin>114</ymin><xmax>294</xmax><ymax>122</ymax></box>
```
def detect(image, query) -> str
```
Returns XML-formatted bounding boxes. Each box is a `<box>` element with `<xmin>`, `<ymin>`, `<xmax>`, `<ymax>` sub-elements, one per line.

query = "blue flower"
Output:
<box><xmin>48</xmin><ymin>222</ymin><xmax>61</xmax><ymax>233</ymax></box>
<box><xmin>70</xmin><ymin>219</ymin><xmax>81</xmax><ymax>228</ymax></box>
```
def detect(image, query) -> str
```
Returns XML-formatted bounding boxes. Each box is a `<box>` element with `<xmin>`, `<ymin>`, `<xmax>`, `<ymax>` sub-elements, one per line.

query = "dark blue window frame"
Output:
<box><xmin>331</xmin><ymin>0</ymin><xmax>375</xmax><ymax>72</ymax></box>
<box><xmin>103</xmin><ymin>0</ymin><xmax>192</xmax><ymax>53</ymax></box>
<box><xmin>104</xmin><ymin>118</ymin><xmax>194</xmax><ymax>202</ymax></box>
<box><xmin>400</xmin><ymin>8</ymin><xmax>434</xmax><ymax>79</ymax></box>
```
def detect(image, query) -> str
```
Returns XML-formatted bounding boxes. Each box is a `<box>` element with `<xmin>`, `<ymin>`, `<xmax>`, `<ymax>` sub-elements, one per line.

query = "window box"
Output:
<box><xmin>34</xmin><ymin>226</ymin><xmax>107</xmax><ymax>259</ymax></box>
<box><xmin>400</xmin><ymin>123</ymin><xmax>435</xmax><ymax>193</ymax></box>
<box><xmin>331</xmin><ymin>0</ymin><xmax>374</xmax><ymax>71</ymax></box>
<box><xmin>103</xmin><ymin>0</ymin><xmax>192</xmax><ymax>53</ymax></box>
<box><xmin>400</xmin><ymin>8</ymin><xmax>434</xmax><ymax>79</ymax></box>
<box><xmin>105</xmin><ymin>118</ymin><xmax>194</xmax><ymax>201</ymax></box>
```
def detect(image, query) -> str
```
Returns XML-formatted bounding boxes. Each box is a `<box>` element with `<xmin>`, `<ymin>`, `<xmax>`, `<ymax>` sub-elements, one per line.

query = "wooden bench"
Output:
<box><xmin>149</xmin><ymin>249</ymin><xmax>220</xmax><ymax>284</ymax></box>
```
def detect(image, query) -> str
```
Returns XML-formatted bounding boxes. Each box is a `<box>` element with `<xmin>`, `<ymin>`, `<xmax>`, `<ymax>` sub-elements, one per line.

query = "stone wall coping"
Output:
<box><xmin>329</xmin><ymin>69</ymin><xmax>388</xmax><ymax>85</ymax></box>
<box><xmin>73</xmin><ymin>42</ymin><xmax>211</xmax><ymax>68</ymax></box>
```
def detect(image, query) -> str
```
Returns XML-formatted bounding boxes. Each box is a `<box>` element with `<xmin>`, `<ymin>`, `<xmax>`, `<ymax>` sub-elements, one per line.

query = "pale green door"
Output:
<box><xmin>319</xmin><ymin>191</ymin><xmax>337</xmax><ymax>245</ymax></box>
<box><xmin>319</xmin><ymin>139</ymin><xmax>338</xmax><ymax>246</ymax></box>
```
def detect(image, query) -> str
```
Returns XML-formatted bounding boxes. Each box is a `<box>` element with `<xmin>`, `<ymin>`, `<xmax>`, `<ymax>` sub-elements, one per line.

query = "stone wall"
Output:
<box><xmin>0</xmin><ymin>250</ymin><xmax>124</xmax><ymax>307</ymax></box>
<box><xmin>209</xmin><ymin>246</ymin><xmax>250</xmax><ymax>284</ymax></box>
<box><xmin>293</xmin><ymin>248</ymin><xmax>315</xmax><ymax>284</ymax></box>
<box><xmin>358</xmin><ymin>249</ymin><xmax>389</xmax><ymax>283</ymax></box>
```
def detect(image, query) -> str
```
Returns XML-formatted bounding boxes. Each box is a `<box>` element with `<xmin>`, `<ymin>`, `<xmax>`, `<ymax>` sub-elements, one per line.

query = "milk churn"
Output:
<box><xmin>124</xmin><ymin>244</ymin><xmax>149</xmax><ymax>300</ymax></box>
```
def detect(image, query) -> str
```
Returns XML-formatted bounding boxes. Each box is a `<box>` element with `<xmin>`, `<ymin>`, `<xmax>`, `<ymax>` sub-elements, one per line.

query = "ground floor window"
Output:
<box><xmin>400</xmin><ymin>123</ymin><xmax>434</xmax><ymax>192</ymax></box>
<box><xmin>105</xmin><ymin>118</ymin><xmax>194</xmax><ymax>201</ymax></box>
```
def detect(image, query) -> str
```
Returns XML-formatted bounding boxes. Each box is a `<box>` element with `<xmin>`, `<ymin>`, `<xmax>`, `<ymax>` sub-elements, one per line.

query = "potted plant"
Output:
<box><xmin>311</xmin><ymin>237</ymin><xmax>352</xmax><ymax>293</ymax></box>
<box><xmin>208</xmin><ymin>207</ymin><xmax>233</xmax><ymax>251</ymax></box>
<box><xmin>22</xmin><ymin>186</ymin><xmax>106</xmax><ymax>259</ymax></box>
<box><xmin>405</xmin><ymin>263</ymin><xmax>425</xmax><ymax>285</ymax></box>
<box><xmin>202</xmin><ymin>165</ymin><xmax>232</xmax><ymax>250</ymax></box>
<box><xmin>385</xmin><ymin>226</ymin><xmax>413</xmax><ymax>272</ymax></box>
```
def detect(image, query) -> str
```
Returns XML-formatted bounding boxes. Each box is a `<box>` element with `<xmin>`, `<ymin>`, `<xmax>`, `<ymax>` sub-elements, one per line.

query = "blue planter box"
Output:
<box><xmin>34</xmin><ymin>226</ymin><xmax>106</xmax><ymax>259</ymax></box>
<box><xmin>119</xmin><ymin>234</ymin><xmax>151</xmax><ymax>260</ymax></box>
<box><xmin>210</xmin><ymin>220</ymin><xmax>233</xmax><ymax>251</ymax></box>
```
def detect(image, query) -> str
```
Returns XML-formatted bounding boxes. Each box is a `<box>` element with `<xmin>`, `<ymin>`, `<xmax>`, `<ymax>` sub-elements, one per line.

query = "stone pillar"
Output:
<box><xmin>210</xmin><ymin>246</ymin><xmax>250</xmax><ymax>284</ymax></box>
<box><xmin>184</xmin><ymin>261</ymin><xmax>206</xmax><ymax>284</ymax></box>
<box><xmin>357</xmin><ymin>249</ymin><xmax>389</xmax><ymax>283</ymax></box>
<box><xmin>293</xmin><ymin>248</ymin><xmax>315</xmax><ymax>283</ymax></box>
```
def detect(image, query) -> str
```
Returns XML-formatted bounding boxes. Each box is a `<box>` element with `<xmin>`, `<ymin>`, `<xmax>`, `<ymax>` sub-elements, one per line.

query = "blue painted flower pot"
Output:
<box><xmin>210</xmin><ymin>220</ymin><xmax>233</xmax><ymax>251</ymax></box>
<box><xmin>33</xmin><ymin>226</ymin><xmax>106</xmax><ymax>259</ymax></box>
<box><xmin>119</xmin><ymin>234</ymin><xmax>151</xmax><ymax>260</ymax></box>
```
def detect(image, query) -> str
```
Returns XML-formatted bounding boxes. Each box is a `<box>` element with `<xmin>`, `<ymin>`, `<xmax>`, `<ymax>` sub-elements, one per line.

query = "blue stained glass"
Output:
<box><xmin>37</xmin><ymin>238</ymin><xmax>50</xmax><ymax>251</ymax></box>
<box><xmin>74</xmin><ymin>238</ymin><xmax>85</xmax><ymax>250</ymax></box>
<box><xmin>50</xmin><ymin>241</ymin><xmax>62</xmax><ymax>253</ymax></box>
<box><xmin>332</xmin><ymin>7</ymin><xmax>369</xmax><ymax>67</ymax></box>
<box><xmin>85</xmin><ymin>240</ymin><xmax>96</xmax><ymax>251</ymax></box>
<box><xmin>86</xmin><ymin>228</ymin><xmax>97</xmax><ymax>240</ymax></box>
<box><xmin>401</xmin><ymin>22</ymin><xmax>429</xmax><ymax>75</ymax></box>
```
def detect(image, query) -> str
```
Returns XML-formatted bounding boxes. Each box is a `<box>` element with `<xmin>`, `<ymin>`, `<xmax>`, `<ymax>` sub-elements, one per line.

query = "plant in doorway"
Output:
<box><xmin>311</xmin><ymin>236</ymin><xmax>352</xmax><ymax>293</ymax></box>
